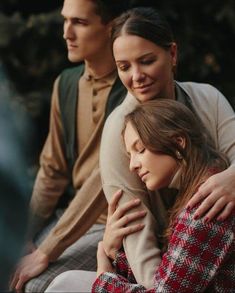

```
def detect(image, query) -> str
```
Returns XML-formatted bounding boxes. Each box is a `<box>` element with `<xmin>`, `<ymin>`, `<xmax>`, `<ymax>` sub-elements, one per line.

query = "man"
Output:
<box><xmin>10</xmin><ymin>0</ymin><xmax>127</xmax><ymax>291</ymax></box>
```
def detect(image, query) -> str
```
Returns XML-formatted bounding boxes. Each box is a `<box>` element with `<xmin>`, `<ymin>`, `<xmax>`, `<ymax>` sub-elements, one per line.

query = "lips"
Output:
<box><xmin>139</xmin><ymin>172</ymin><xmax>149</xmax><ymax>182</ymax></box>
<box><xmin>133</xmin><ymin>83</ymin><xmax>154</xmax><ymax>93</ymax></box>
<box><xmin>67</xmin><ymin>43</ymin><xmax>78</xmax><ymax>50</ymax></box>
<box><xmin>134</xmin><ymin>83</ymin><xmax>153</xmax><ymax>89</ymax></box>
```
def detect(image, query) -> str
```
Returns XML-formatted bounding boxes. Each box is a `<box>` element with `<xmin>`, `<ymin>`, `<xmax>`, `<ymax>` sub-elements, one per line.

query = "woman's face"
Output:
<box><xmin>124</xmin><ymin>122</ymin><xmax>179</xmax><ymax>191</ymax></box>
<box><xmin>113</xmin><ymin>34</ymin><xmax>177</xmax><ymax>102</ymax></box>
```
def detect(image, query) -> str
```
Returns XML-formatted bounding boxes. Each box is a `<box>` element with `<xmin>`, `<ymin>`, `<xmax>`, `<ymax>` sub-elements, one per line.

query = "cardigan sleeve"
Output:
<box><xmin>100</xmin><ymin>96</ymin><xmax>165</xmax><ymax>288</ymax></box>
<box><xmin>215</xmin><ymin>87</ymin><xmax>235</xmax><ymax>165</ymax></box>
<box><xmin>92</xmin><ymin>206</ymin><xmax>235</xmax><ymax>292</ymax></box>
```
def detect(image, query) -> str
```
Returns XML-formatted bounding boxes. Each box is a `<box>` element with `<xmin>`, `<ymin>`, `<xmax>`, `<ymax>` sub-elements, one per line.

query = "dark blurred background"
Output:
<box><xmin>0</xmin><ymin>0</ymin><xmax>235</xmax><ymax>180</ymax></box>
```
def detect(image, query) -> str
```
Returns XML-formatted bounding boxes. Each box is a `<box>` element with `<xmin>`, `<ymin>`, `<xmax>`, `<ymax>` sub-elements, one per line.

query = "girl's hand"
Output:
<box><xmin>96</xmin><ymin>241</ymin><xmax>115</xmax><ymax>276</ymax></box>
<box><xmin>187</xmin><ymin>166</ymin><xmax>235</xmax><ymax>221</ymax></box>
<box><xmin>103</xmin><ymin>190</ymin><xmax>146</xmax><ymax>260</ymax></box>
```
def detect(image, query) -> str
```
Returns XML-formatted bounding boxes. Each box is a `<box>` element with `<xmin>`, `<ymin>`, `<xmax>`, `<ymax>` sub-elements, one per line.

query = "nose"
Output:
<box><xmin>129</xmin><ymin>155</ymin><xmax>141</xmax><ymax>173</ymax></box>
<box><xmin>63</xmin><ymin>21</ymin><xmax>74</xmax><ymax>40</ymax></box>
<box><xmin>132</xmin><ymin>67</ymin><xmax>145</xmax><ymax>84</ymax></box>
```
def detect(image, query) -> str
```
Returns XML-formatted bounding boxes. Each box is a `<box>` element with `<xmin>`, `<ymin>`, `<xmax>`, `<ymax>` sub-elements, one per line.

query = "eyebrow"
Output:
<box><xmin>116</xmin><ymin>52</ymin><xmax>154</xmax><ymax>63</ymax></box>
<box><xmin>61</xmin><ymin>12</ymin><xmax>89</xmax><ymax>23</ymax></box>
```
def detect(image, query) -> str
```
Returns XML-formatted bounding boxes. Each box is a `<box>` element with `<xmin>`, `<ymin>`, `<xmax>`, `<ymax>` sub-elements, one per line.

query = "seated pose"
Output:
<box><xmin>93</xmin><ymin>99</ymin><xmax>235</xmax><ymax>292</ymax></box>
<box><xmin>100</xmin><ymin>6</ymin><xmax>235</xmax><ymax>287</ymax></box>
<box><xmin>46</xmin><ymin>6</ymin><xmax>235</xmax><ymax>291</ymax></box>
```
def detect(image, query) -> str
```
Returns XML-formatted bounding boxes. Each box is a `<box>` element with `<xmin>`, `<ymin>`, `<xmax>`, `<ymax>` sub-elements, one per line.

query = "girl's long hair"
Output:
<box><xmin>124</xmin><ymin>99</ymin><xmax>228</xmax><ymax>241</ymax></box>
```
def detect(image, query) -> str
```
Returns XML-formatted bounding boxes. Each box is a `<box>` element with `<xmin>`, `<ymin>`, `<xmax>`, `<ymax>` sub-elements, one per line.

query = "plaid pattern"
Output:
<box><xmin>113</xmin><ymin>250</ymin><xmax>137</xmax><ymax>284</ymax></box>
<box><xmin>92</xmin><ymin>206</ymin><xmax>235</xmax><ymax>292</ymax></box>
<box><xmin>25</xmin><ymin>220</ymin><xmax>104</xmax><ymax>293</ymax></box>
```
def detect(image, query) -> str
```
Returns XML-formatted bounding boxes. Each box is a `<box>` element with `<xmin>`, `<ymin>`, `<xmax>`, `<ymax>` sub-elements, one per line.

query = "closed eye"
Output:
<box><xmin>116</xmin><ymin>62</ymin><xmax>130</xmax><ymax>72</ymax></box>
<box><xmin>138</xmin><ymin>147</ymin><xmax>145</xmax><ymax>154</ymax></box>
<box><xmin>140</xmin><ymin>58</ymin><xmax>156</xmax><ymax>65</ymax></box>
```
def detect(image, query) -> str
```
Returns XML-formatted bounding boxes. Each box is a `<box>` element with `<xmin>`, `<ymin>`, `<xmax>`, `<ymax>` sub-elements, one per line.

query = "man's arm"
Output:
<box><xmin>39</xmin><ymin>166</ymin><xmax>107</xmax><ymax>260</ymax></box>
<box><xmin>100</xmin><ymin>96</ymin><xmax>166</xmax><ymax>288</ymax></box>
<box><xmin>11</xmin><ymin>166</ymin><xmax>106</xmax><ymax>290</ymax></box>
<box><xmin>28</xmin><ymin>77</ymin><xmax>70</xmax><ymax>237</ymax></box>
<box><xmin>10</xmin><ymin>77</ymin><xmax>70</xmax><ymax>290</ymax></box>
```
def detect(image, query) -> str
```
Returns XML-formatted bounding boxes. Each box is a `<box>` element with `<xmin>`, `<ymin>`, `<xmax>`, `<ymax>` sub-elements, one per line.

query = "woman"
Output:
<box><xmin>99</xmin><ymin>6</ymin><xmax>235</xmax><ymax>288</ymax></box>
<box><xmin>93</xmin><ymin>99</ymin><xmax>235</xmax><ymax>292</ymax></box>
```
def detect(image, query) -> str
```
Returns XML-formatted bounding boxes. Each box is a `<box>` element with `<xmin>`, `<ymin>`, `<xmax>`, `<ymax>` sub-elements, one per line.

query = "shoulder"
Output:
<box><xmin>177</xmin><ymin>81</ymin><xmax>223</xmax><ymax>100</ymax></box>
<box><xmin>176</xmin><ymin>81</ymin><xmax>231</xmax><ymax>124</ymax></box>
<box><xmin>100</xmin><ymin>93</ymin><xmax>138</xmax><ymax>171</ymax></box>
<box><xmin>59</xmin><ymin>63</ymin><xmax>85</xmax><ymax>78</ymax></box>
<box><xmin>175</xmin><ymin>204</ymin><xmax>235</xmax><ymax>237</ymax></box>
<box><xmin>177</xmin><ymin>81</ymin><xmax>226</xmax><ymax>105</ymax></box>
<box><xmin>52</xmin><ymin>64</ymin><xmax>85</xmax><ymax>96</ymax></box>
<box><xmin>103</xmin><ymin>92</ymin><xmax>139</xmax><ymax>135</ymax></box>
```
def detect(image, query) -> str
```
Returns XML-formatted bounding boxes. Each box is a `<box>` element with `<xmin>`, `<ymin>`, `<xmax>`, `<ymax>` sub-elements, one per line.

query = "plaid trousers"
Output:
<box><xmin>25</xmin><ymin>209</ymin><xmax>104</xmax><ymax>293</ymax></box>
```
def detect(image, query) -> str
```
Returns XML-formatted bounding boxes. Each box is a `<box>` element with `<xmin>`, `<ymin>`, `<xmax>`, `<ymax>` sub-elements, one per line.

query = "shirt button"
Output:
<box><xmin>86</xmin><ymin>74</ymin><xmax>92</xmax><ymax>81</ymax></box>
<box><xmin>93</xmin><ymin>89</ymin><xmax>97</xmax><ymax>96</ymax></box>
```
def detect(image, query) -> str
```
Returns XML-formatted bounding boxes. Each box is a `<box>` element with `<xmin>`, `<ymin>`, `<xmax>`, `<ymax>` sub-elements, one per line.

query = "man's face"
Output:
<box><xmin>61</xmin><ymin>0</ymin><xmax>111</xmax><ymax>63</ymax></box>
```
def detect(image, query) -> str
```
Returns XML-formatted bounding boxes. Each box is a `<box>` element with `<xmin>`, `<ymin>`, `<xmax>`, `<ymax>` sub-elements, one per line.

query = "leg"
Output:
<box><xmin>25</xmin><ymin>223</ymin><xmax>104</xmax><ymax>292</ymax></box>
<box><xmin>45</xmin><ymin>270</ymin><xmax>97</xmax><ymax>292</ymax></box>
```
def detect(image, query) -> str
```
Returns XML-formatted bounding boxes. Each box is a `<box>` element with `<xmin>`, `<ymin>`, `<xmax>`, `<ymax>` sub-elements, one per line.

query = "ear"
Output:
<box><xmin>175</xmin><ymin>136</ymin><xmax>186</xmax><ymax>149</ymax></box>
<box><xmin>170</xmin><ymin>42</ymin><xmax>177</xmax><ymax>68</ymax></box>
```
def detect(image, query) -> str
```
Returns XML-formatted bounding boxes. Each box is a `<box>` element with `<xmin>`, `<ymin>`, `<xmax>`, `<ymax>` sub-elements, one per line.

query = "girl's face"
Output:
<box><xmin>124</xmin><ymin>122</ymin><xmax>179</xmax><ymax>191</ymax></box>
<box><xmin>113</xmin><ymin>34</ymin><xmax>177</xmax><ymax>102</ymax></box>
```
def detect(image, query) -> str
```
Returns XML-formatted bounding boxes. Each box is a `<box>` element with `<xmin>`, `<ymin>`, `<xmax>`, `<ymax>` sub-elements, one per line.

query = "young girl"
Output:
<box><xmin>94</xmin><ymin>99</ymin><xmax>235</xmax><ymax>292</ymax></box>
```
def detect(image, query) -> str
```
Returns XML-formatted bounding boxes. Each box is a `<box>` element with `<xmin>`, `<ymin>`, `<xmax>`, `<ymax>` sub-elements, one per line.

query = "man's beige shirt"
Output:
<box><xmin>30</xmin><ymin>69</ymin><xmax>117</xmax><ymax>261</ymax></box>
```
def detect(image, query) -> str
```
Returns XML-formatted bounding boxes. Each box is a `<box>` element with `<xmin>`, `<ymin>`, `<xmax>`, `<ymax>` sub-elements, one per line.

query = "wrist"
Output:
<box><xmin>35</xmin><ymin>248</ymin><xmax>49</xmax><ymax>262</ymax></box>
<box><xmin>105</xmin><ymin>247</ymin><xmax>117</xmax><ymax>260</ymax></box>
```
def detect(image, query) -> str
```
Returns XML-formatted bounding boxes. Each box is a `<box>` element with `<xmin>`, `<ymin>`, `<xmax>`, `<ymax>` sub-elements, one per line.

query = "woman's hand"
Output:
<box><xmin>103</xmin><ymin>190</ymin><xmax>146</xmax><ymax>260</ymax></box>
<box><xmin>187</xmin><ymin>166</ymin><xmax>235</xmax><ymax>221</ymax></box>
<box><xmin>96</xmin><ymin>241</ymin><xmax>115</xmax><ymax>276</ymax></box>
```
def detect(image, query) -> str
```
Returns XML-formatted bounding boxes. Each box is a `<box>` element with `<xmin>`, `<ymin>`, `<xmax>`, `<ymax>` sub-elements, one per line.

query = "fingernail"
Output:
<box><xmin>204</xmin><ymin>217</ymin><xmax>209</xmax><ymax>223</ymax></box>
<box><xmin>134</xmin><ymin>199</ymin><xmax>141</xmax><ymax>204</ymax></box>
<box><xmin>217</xmin><ymin>216</ymin><xmax>223</xmax><ymax>222</ymax></box>
<box><xmin>194</xmin><ymin>214</ymin><xmax>199</xmax><ymax>220</ymax></box>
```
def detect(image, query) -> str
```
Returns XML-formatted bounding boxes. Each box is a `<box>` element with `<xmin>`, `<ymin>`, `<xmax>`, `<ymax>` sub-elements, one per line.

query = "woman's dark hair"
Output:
<box><xmin>111</xmin><ymin>7</ymin><xmax>174</xmax><ymax>50</ymax></box>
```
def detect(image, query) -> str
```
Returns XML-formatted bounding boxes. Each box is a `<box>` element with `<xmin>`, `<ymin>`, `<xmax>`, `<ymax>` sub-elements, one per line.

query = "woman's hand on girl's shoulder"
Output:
<box><xmin>187</xmin><ymin>166</ymin><xmax>235</xmax><ymax>222</ymax></box>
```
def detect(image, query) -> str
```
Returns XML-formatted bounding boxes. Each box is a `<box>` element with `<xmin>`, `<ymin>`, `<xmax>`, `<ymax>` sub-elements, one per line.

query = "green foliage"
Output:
<box><xmin>155</xmin><ymin>0</ymin><xmax>235</xmax><ymax>105</ymax></box>
<box><xmin>1</xmin><ymin>1</ymin><xmax>235</xmax><ymax>103</ymax></box>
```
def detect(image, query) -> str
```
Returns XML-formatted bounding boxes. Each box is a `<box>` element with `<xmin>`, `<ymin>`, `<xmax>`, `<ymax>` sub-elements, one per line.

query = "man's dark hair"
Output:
<box><xmin>92</xmin><ymin>0</ymin><xmax>130</xmax><ymax>24</ymax></box>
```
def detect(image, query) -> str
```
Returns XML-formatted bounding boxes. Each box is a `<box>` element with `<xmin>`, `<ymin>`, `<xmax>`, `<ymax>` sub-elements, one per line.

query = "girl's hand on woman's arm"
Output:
<box><xmin>96</xmin><ymin>241</ymin><xmax>115</xmax><ymax>276</ymax></box>
<box><xmin>187</xmin><ymin>166</ymin><xmax>235</xmax><ymax>221</ymax></box>
<box><xmin>103</xmin><ymin>189</ymin><xmax>146</xmax><ymax>260</ymax></box>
